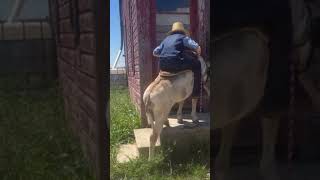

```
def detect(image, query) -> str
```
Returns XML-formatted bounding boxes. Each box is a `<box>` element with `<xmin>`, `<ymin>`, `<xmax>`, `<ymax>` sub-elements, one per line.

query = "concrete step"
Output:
<box><xmin>133</xmin><ymin>128</ymin><xmax>161</xmax><ymax>157</ymax></box>
<box><xmin>116</xmin><ymin>143</ymin><xmax>139</xmax><ymax>163</ymax></box>
<box><xmin>134</xmin><ymin>113</ymin><xmax>210</xmax><ymax>159</ymax></box>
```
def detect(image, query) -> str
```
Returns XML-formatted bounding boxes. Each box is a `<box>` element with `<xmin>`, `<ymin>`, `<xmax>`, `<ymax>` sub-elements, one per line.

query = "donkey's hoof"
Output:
<box><xmin>177</xmin><ymin>119</ymin><xmax>184</xmax><ymax>124</ymax></box>
<box><xmin>164</xmin><ymin>120</ymin><xmax>171</xmax><ymax>127</ymax></box>
<box><xmin>192</xmin><ymin>113</ymin><xmax>199</xmax><ymax>121</ymax></box>
<box><xmin>192</xmin><ymin>119</ymin><xmax>200</xmax><ymax>124</ymax></box>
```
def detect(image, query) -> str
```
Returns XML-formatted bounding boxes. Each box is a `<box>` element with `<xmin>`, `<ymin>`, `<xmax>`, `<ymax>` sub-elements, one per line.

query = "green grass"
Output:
<box><xmin>110</xmin><ymin>87</ymin><xmax>140</xmax><ymax>147</ymax></box>
<box><xmin>110</xmin><ymin>87</ymin><xmax>209</xmax><ymax>180</ymax></box>
<box><xmin>0</xmin><ymin>81</ymin><xmax>95</xmax><ymax>180</ymax></box>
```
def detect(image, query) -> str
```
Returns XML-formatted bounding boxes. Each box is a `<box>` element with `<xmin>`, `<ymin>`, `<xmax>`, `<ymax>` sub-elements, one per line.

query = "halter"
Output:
<box><xmin>199</xmin><ymin>58</ymin><xmax>210</xmax><ymax>113</ymax></box>
<box><xmin>288</xmin><ymin>1</ymin><xmax>314</xmax><ymax>168</ymax></box>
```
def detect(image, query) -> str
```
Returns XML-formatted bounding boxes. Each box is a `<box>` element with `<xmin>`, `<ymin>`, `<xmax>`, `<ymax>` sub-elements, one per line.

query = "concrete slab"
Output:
<box><xmin>168</xmin><ymin>113</ymin><xmax>210</xmax><ymax>128</ymax></box>
<box><xmin>134</xmin><ymin>128</ymin><xmax>161</xmax><ymax>157</ymax></box>
<box><xmin>162</xmin><ymin>113</ymin><xmax>210</xmax><ymax>162</ymax></box>
<box><xmin>134</xmin><ymin>113</ymin><xmax>210</xmax><ymax>159</ymax></box>
<box><xmin>214</xmin><ymin>163</ymin><xmax>320</xmax><ymax>180</ymax></box>
<box><xmin>116</xmin><ymin>144</ymin><xmax>139</xmax><ymax>163</ymax></box>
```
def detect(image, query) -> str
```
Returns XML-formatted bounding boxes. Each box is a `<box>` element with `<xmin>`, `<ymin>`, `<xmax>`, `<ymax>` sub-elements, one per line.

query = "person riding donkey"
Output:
<box><xmin>153</xmin><ymin>22</ymin><xmax>202</xmax><ymax>123</ymax></box>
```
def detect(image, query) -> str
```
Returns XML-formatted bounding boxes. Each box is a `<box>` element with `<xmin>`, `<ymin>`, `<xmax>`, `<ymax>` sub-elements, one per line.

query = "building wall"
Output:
<box><xmin>50</xmin><ymin>0</ymin><xmax>104</xmax><ymax>177</ymax></box>
<box><xmin>122</xmin><ymin>0</ymin><xmax>141</xmax><ymax>114</ymax></box>
<box><xmin>122</xmin><ymin>0</ymin><xmax>211</xmax><ymax>125</ymax></box>
<box><xmin>197</xmin><ymin>0</ymin><xmax>210</xmax><ymax>111</ymax></box>
<box><xmin>122</xmin><ymin>0</ymin><xmax>155</xmax><ymax>127</ymax></box>
<box><xmin>155</xmin><ymin>12</ymin><xmax>190</xmax><ymax>45</ymax></box>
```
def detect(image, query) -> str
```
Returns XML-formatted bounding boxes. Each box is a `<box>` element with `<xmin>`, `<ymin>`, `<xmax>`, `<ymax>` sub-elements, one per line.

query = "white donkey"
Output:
<box><xmin>143</xmin><ymin>55</ymin><xmax>209</xmax><ymax>160</ymax></box>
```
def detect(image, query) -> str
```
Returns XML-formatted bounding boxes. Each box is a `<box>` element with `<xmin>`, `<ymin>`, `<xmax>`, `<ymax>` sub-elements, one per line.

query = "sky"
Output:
<box><xmin>110</xmin><ymin>0</ymin><xmax>125</xmax><ymax>68</ymax></box>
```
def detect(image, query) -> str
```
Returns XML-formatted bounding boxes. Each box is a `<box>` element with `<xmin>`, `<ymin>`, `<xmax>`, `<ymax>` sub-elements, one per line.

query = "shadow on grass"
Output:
<box><xmin>0</xmin><ymin>80</ymin><xmax>95</xmax><ymax>180</ymax></box>
<box><xmin>111</xmin><ymin>147</ymin><xmax>209</xmax><ymax>180</ymax></box>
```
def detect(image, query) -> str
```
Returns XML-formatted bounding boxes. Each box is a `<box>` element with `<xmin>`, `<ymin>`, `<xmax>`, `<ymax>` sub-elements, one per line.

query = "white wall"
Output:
<box><xmin>156</xmin><ymin>12</ymin><xmax>190</xmax><ymax>44</ymax></box>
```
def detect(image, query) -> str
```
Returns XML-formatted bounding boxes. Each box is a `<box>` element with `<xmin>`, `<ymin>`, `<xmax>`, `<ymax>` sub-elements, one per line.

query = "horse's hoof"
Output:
<box><xmin>178</xmin><ymin>119</ymin><xmax>184</xmax><ymax>124</ymax></box>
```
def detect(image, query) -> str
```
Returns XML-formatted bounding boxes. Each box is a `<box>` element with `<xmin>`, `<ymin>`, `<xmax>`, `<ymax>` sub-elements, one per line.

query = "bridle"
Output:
<box><xmin>288</xmin><ymin>0</ymin><xmax>314</xmax><ymax>167</ymax></box>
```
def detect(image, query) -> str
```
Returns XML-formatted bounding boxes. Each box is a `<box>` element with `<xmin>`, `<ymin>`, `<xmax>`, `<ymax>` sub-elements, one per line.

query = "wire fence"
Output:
<box><xmin>110</xmin><ymin>68</ymin><xmax>128</xmax><ymax>87</ymax></box>
<box><xmin>0</xmin><ymin>18</ymin><xmax>57</xmax><ymax>89</ymax></box>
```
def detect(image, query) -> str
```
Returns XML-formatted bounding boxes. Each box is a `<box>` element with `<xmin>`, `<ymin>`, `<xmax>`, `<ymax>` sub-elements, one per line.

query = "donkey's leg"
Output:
<box><xmin>149</xmin><ymin>114</ymin><xmax>164</xmax><ymax>161</ymax></box>
<box><xmin>164</xmin><ymin>118</ymin><xmax>170</xmax><ymax>127</ymax></box>
<box><xmin>191</xmin><ymin>98</ymin><xmax>199</xmax><ymax>123</ymax></box>
<box><xmin>215</xmin><ymin>121</ymin><xmax>238</xmax><ymax>180</ymax></box>
<box><xmin>299</xmin><ymin>73</ymin><xmax>320</xmax><ymax>111</ymax></box>
<box><xmin>204</xmin><ymin>85</ymin><xmax>210</xmax><ymax>97</ymax></box>
<box><xmin>177</xmin><ymin>101</ymin><xmax>184</xmax><ymax>124</ymax></box>
<box><xmin>260</xmin><ymin>116</ymin><xmax>279</xmax><ymax>180</ymax></box>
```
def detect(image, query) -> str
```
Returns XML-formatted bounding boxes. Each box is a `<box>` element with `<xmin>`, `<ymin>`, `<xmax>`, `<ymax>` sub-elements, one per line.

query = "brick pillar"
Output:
<box><xmin>50</xmin><ymin>0</ymin><xmax>107</xmax><ymax>178</ymax></box>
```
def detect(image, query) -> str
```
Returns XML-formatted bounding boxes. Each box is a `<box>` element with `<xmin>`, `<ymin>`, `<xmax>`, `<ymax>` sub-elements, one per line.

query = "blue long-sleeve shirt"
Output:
<box><xmin>153</xmin><ymin>36</ymin><xmax>199</xmax><ymax>57</ymax></box>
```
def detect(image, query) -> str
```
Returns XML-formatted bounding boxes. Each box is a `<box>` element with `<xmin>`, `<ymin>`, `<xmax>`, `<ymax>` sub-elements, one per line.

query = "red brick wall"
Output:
<box><xmin>188</xmin><ymin>0</ymin><xmax>210</xmax><ymax>112</ymax></box>
<box><xmin>197</xmin><ymin>0</ymin><xmax>210</xmax><ymax>60</ymax></box>
<box><xmin>186</xmin><ymin>1</ymin><xmax>211</xmax><ymax>112</ymax></box>
<box><xmin>197</xmin><ymin>0</ymin><xmax>210</xmax><ymax>111</ymax></box>
<box><xmin>122</xmin><ymin>0</ymin><xmax>155</xmax><ymax>127</ymax></box>
<box><xmin>50</xmin><ymin>0</ymin><xmax>102</xmax><ymax>177</ymax></box>
<box><xmin>122</xmin><ymin>0</ymin><xmax>141</xmax><ymax>115</ymax></box>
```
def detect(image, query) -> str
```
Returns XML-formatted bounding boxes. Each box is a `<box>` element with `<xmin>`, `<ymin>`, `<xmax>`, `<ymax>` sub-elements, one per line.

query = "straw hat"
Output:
<box><xmin>167</xmin><ymin>22</ymin><xmax>189</xmax><ymax>36</ymax></box>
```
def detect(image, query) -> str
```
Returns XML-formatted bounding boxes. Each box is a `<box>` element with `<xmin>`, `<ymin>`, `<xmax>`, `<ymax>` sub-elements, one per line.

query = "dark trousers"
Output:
<box><xmin>159</xmin><ymin>56</ymin><xmax>201</xmax><ymax>97</ymax></box>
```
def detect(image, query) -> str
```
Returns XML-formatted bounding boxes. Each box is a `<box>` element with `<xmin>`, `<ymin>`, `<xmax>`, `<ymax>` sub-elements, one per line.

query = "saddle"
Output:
<box><xmin>159</xmin><ymin>70</ymin><xmax>193</xmax><ymax>77</ymax></box>
<box><xmin>214</xmin><ymin>27</ymin><xmax>268</xmax><ymax>43</ymax></box>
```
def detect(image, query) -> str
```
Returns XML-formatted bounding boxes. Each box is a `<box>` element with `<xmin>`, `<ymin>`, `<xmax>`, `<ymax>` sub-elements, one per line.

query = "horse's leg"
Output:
<box><xmin>260</xmin><ymin>116</ymin><xmax>279</xmax><ymax>180</ymax></box>
<box><xmin>177</xmin><ymin>101</ymin><xmax>184</xmax><ymax>124</ymax></box>
<box><xmin>191</xmin><ymin>98</ymin><xmax>199</xmax><ymax>123</ymax></box>
<box><xmin>215</xmin><ymin>121</ymin><xmax>238</xmax><ymax>180</ymax></box>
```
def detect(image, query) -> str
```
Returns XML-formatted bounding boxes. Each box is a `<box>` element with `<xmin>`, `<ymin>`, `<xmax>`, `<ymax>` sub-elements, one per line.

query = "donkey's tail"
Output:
<box><xmin>143</xmin><ymin>91</ymin><xmax>154</xmax><ymax>128</ymax></box>
<box><xmin>143</xmin><ymin>76</ymin><xmax>161</xmax><ymax>128</ymax></box>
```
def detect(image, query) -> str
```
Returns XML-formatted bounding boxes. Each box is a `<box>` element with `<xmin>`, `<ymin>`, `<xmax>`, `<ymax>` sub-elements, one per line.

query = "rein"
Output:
<box><xmin>288</xmin><ymin>2</ymin><xmax>314</xmax><ymax>168</ymax></box>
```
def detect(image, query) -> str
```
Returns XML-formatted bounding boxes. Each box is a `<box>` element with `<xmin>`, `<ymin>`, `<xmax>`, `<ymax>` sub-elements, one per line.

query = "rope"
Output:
<box><xmin>200</xmin><ymin>76</ymin><xmax>203</xmax><ymax>113</ymax></box>
<box><xmin>288</xmin><ymin>52</ymin><xmax>296</xmax><ymax>170</ymax></box>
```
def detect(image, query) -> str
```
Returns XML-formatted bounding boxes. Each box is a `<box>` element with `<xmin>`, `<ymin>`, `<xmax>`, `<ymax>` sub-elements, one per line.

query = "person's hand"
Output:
<box><xmin>153</xmin><ymin>52</ymin><xmax>160</xmax><ymax>58</ymax></box>
<box><xmin>292</xmin><ymin>46</ymin><xmax>309</xmax><ymax>72</ymax></box>
<box><xmin>196</xmin><ymin>46</ymin><xmax>201</xmax><ymax>55</ymax></box>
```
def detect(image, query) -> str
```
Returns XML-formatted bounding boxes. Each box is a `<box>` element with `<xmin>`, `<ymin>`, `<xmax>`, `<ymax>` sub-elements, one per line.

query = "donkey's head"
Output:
<box><xmin>290</xmin><ymin>0</ymin><xmax>313</xmax><ymax>71</ymax></box>
<box><xmin>198</xmin><ymin>56</ymin><xmax>210</xmax><ymax>96</ymax></box>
